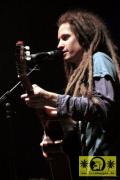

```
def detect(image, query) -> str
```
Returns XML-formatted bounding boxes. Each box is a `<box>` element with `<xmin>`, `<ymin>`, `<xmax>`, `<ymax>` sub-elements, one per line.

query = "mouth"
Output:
<box><xmin>63</xmin><ymin>52</ymin><xmax>67</xmax><ymax>58</ymax></box>
<box><xmin>63</xmin><ymin>51</ymin><xmax>67</xmax><ymax>55</ymax></box>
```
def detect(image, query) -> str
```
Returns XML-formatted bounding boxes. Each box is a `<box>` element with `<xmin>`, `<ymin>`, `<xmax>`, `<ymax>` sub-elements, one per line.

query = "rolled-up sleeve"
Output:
<box><xmin>57</xmin><ymin>95</ymin><xmax>89</xmax><ymax>118</ymax></box>
<box><xmin>57</xmin><ymin>77</ymin><xmax>115</xmax><ymax>122</ymax></box>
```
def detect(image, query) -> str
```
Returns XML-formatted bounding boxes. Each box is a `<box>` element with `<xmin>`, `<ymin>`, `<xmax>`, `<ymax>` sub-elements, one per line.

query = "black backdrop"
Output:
<box><xmin>0</xmin><ymin>0</ymin><xmax>120</xmax><ymax>179</ymax></box>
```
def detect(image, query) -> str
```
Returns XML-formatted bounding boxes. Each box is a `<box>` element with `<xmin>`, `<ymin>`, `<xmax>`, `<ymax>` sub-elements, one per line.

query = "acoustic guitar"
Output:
<box><xmin>15</xmin><ymin>41</ymin><xmax>73</xmax><ymax>180</ymax></box>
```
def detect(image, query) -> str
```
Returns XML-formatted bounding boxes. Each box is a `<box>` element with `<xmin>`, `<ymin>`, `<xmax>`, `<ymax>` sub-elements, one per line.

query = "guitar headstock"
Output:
<box><xmin>16</xmin><ymin>41</ymin><xmax>31</xmax><ymax>78</ymax></box>
<box><xmin>15</xmin><ymin>41</ymin><xmax>33</xmax><ymax>94</ymax></box>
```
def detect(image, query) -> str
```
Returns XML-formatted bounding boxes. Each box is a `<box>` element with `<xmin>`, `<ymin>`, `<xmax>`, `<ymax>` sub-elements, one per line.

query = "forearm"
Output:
<box><xmin>56</xmin><ymin>77</ymin><xmax>115</xmax><ymax>121</ymax></box>
<box><xmin>57</xmin><ymin>94</ymin><xmax>92</xmax><ymax>120</ymax></box>
<box><xmin>42</xmin><ymin>90</ymin><xmax>59</xmax><ymax>107</ymax></box>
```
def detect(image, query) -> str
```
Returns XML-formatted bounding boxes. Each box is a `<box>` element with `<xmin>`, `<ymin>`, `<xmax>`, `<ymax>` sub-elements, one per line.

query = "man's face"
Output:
<box><xmin>57</xmin><ymin>23</ymin><xmax>83</xmax><ymax>66</ymax></box>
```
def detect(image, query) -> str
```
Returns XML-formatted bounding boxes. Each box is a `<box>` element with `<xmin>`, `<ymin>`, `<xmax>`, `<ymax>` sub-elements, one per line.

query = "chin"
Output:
<box><xmin>63</xmin><ymin>58</ymin><xmax>70</xmax><ymax>62</ymax></box>
<box><xmin>64</xmin><ymin>55</ymin><xmax>73</xmax><ymax>61</ymax></box>
<box><xmin>63</xmin><ymin>55</ymin><xmax>70</xmax><ymax>60</ymax></box>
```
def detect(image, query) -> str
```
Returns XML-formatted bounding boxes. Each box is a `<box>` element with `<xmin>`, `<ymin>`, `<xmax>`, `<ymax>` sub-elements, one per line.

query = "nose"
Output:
<box><xmin>57</xmin><ymin>40</ymin><xmax>64</xmax><ymax>50</ymax></box>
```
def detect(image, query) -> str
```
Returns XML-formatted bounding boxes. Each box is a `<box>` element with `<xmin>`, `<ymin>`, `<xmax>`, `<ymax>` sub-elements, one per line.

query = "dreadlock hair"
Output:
<box><xmin>57</xmin><ymin>9</ymin><xmax>120</xmax><ymax>101</ymax></box>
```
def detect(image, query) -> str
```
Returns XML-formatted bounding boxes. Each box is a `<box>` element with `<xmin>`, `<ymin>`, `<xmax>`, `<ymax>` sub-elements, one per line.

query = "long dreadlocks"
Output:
<box><xmin>57</xmin><ymin>9</ymin><xmax>120</xmax><ymax>99</ymax></box>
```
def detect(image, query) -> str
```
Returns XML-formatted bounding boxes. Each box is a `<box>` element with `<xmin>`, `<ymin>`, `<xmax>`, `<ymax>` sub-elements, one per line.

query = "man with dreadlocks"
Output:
<box><xmin>21</xmin><ymin>9</ymin><xmax>120</xmax><ymax>179</ymax></box>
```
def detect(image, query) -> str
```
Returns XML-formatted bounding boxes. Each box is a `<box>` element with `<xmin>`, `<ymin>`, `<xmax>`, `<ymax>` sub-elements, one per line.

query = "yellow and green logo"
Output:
<box><xmin>79</xmin><ymin>156</ymin><xmax>116</xmax><ymax>176</ymax></box>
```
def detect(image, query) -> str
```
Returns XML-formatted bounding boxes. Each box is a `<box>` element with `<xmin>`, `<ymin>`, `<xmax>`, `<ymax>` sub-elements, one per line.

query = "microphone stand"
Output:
<box><xmin>0</xmin><ymin>65</ymin><xmax>39</xmax><ymax>180</ymax></box>
<box><xmin>0</xmin><ymin>65</ymin><xmax>39</xmax><ymax>104</ymax></box>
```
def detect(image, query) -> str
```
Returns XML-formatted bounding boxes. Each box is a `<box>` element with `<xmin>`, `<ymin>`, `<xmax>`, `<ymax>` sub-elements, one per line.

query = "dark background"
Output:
<box><xmin>0</xmin><ymin>0</ymin><xmax>120</xmax><ymax>179</ymax></box>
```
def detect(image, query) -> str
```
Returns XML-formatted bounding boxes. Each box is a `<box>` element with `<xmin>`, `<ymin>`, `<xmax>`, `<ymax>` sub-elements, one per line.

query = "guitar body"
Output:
<box><xmin>48</xmin><ymin>149</ymin><xmax>72</xmax><ymax>180</ymax></box>
<box><xmin>16</xmin><ymin>41</ymin><xmax>73</xmax><ymax>180</ymax></box>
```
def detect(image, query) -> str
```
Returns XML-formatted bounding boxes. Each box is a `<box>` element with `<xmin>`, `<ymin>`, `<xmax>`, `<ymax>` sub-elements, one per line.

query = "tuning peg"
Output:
<box><xmin>24</xmin><ymin>46</ymin><xmax>31</xmax><ymax>61</ymax></box>
<box><xmin>24</xmin><ymin>46</ymin><xmax>30</xmax><ymax>50</ymax></box>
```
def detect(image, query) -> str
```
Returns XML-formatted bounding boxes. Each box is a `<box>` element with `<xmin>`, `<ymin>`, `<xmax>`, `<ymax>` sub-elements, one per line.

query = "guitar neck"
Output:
<box><xmin>20</xmin><ymin>74</ymin><xmax>33</xmax><ymax>95</ymax></box>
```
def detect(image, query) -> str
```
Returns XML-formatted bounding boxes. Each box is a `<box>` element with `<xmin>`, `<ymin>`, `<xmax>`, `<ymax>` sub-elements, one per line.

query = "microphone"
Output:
<box><xmin>30</xmin><ymin>49</ymin><xmax>63</xmax><ymax>59</ymax></box>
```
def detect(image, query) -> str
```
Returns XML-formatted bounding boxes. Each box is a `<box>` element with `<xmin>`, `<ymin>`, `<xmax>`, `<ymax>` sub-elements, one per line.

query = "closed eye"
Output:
<box><xmin>62</xmin><ymin>34</ymin><xmax>70</xmax><ymax>41</ymax></box>
<box><xmin>58</xmin><ymin>34</ymin><xmax>70</xmax><ymax>42</ymax></box>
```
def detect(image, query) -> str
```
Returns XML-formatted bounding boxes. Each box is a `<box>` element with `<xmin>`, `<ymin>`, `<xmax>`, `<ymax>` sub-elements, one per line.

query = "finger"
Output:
<box><xmin>44</xmin><ymin>106</ymin><xmax>57</xmax><ymax>117</ymax></box>
<box><xmin>21</xmin><ymin>94</ymin><xmax>28</xmax><ymax>99</ymax></box>
<box><xmin>44</xmin><ymin>106</ymin><xmax>56</xmax><ymax>110</ymax></box>
<box><xmin>32</xmin><ymin>84</ymin><xmax>38</xmax><ymax>88</ymax></box>
<box><xmin>25</xmin><ymin>97</ymin><xmax>30</xmax><ymax>102</ymax></box>
<box><xmin>42</xmin><ymin>151</ymin><xmax>48</xmax><ymax>158</ymax></box>
<box><xmin>40</xmin><ymin>144</ymin><xmax>48</xmax><ymax>158</ymax></box>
